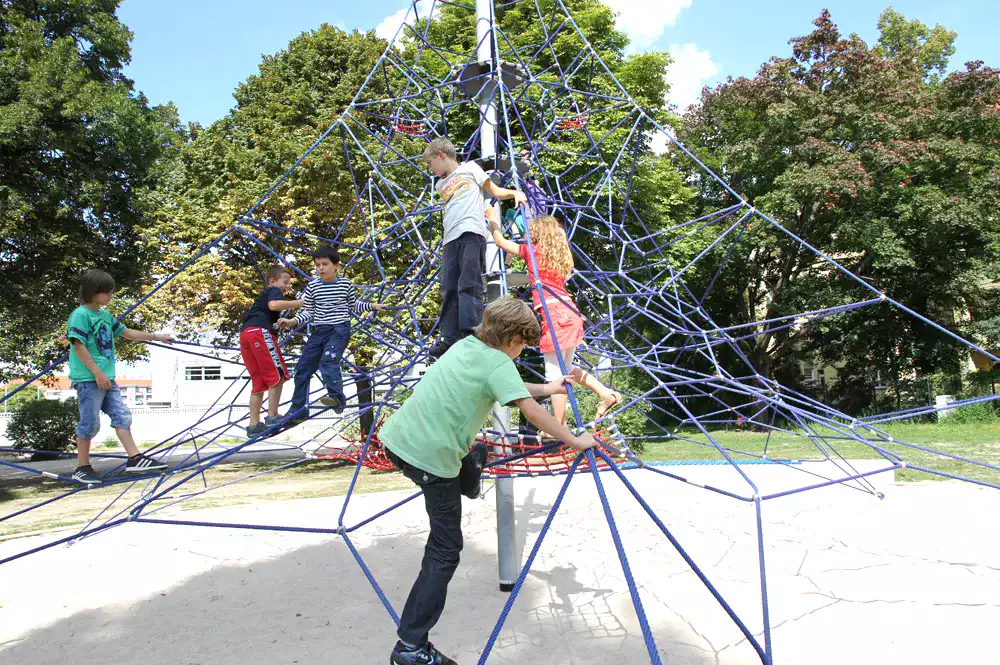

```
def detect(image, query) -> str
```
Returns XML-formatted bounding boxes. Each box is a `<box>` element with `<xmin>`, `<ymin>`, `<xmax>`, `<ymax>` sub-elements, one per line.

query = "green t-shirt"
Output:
<box><xmin>380</xmin><ymin>336</ymin><xmax>531</xmax><ymax>478</ymax></box>
<box><xmin>67</xmin><ymin>306</ymin><xmax>125</xmax><ymax>383</ymax></box>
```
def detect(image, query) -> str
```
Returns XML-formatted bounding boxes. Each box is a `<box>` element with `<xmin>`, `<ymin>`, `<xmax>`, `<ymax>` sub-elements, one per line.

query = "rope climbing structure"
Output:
<box><xmin>3</xmin><ymin>2</ymin><xmax>1000</xmax><ymax>663</ymax></box>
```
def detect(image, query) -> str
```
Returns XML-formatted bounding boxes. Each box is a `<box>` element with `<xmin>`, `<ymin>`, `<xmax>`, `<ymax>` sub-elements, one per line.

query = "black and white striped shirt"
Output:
<box><xmin>297</xmin><ymin>277</ymin><xmax>373</xmax><ymax>326</ymax></box>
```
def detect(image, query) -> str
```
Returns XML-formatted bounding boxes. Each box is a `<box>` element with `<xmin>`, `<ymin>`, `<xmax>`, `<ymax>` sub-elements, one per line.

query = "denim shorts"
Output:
<box><xmin>74</xmin><ymin>381</ymin><xmax>133</xmax><ymax>440</ymax></box>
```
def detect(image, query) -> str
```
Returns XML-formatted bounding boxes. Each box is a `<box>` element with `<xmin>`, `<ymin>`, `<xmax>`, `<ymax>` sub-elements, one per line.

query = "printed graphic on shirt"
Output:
<box><xmin>95</xmin><ymin>322</ymin><xmax>114</xmax><ymax>360</ymax></box>
<box><xmin>440</xmin><ymin>175</ymin><xmax>476</xmax><ymax>202</ymax></box>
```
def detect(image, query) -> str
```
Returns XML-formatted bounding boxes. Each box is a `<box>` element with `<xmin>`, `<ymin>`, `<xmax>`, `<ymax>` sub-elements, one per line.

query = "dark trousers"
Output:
<box><xmin>386</xmin><ymin>447</ymin><xmax>480</xmax><ymax>646</ymax></box>
<box><xmin>289</xmin><ymin>323</ymin><xmax>351</xmax><ymax>409</ymax></box>
<box><xmin>440</xmin><ymin>232</ymin><xmax>486</xmax><ymax>345</ymax></box>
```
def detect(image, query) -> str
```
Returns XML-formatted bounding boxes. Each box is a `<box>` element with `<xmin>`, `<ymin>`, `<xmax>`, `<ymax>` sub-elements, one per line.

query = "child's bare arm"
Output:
<box><xmin>121</xmin><ymin>329</ymin><xmax>173</xmax><ymax>343</ymax></box>
<box><xmin>267</xmin><ymin>299</ymin><xmax>304</xmax><ymax>311</ymax></box>
<box><xmin>71</xmin><ymin>340</ymin><xmax>111</xmax><ymax>390</ymax></box>
<box><xmin>485</xmin><ymin>207</ymin><xmax>521</xmax><ymax>257</ymax></box>
<box><xmin>482</xmin><ymin>178</ymin><xmax>527</xmax><ymax>207</ymax></box>
<box><xmin>514</xmin><ymin>397</ymin><xmax>596</xmax><ymax>451</ymax></box>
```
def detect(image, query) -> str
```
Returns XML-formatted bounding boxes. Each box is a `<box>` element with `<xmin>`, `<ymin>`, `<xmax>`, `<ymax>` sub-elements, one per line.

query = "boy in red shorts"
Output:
<box><xmin>239</xmin><ymin>265</ymin><xmax>303</xmax><ymax>437</ymax></box>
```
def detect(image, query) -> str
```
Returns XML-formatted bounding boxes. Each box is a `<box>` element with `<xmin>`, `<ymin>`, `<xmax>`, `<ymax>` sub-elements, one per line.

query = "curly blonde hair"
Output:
<box><xmin>527</xmin><ymin>216</ymin><xmax>574</xmax><ymax>279</ymax></box>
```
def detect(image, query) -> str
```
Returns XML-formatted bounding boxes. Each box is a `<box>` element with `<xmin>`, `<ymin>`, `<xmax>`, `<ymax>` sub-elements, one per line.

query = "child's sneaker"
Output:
<box><xmin>278</xmin><ymin>407</ymin><xmax>309</xmax><ymax>427</ymax></box>
<box><xmin>389</xmin><ymin>641</ymin><xmax>457</xmax><ymax>665</ymax></box>
<box><xmin>71</xmin><ymin>465</ymin><xmax>102</xmax><ymax>485</ymax></box>
<box><xmin>459</xmin><ymin>442</ymin><xmax>487</xmax><ymax>499</ymax></box>
<box><xmin>264</xmin><ymin>415</ymin><xmax>283</xmax><ymax>427</ymax></box>
<box><xmin>319</xmin><ymin>395</ymin><xmax>345</xmax><ymax>414</ymax></box>
<box><xmin>246</xmin><ymin>422</ymin><xmax>267</xmax><ymax>438</ymax></box>
<box><xmin>125</xmin><ymin>454</ymin><xmax>168</xmax><ymax>473</ymax></box>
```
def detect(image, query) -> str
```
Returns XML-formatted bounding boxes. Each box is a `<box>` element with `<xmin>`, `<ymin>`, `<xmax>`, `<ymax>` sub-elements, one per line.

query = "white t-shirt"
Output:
<box><xmin>436</xmin><ymin>161</ymin><xmax>490</xmax><ymax>245</ymax></box>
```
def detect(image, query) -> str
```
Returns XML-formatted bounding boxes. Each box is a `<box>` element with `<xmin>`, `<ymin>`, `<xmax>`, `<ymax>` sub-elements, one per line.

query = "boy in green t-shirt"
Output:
<box><xmin>66</xmin><ymin>270</ymin><xmax>174</xmax><ymax>485</ymax></box>
<box><xmin>380</xmin><ymin>296</ymin><xmax>596</xmax><ymax>665</ymax></box>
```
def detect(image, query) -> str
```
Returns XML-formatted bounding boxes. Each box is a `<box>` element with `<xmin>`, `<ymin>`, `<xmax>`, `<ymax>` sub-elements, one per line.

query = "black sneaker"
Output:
<box><xmin>263</xmin><ymin>415</ymin><xmax>282</xmax><ymax>427</ymax></box>
<box><xmin>425</xmin><ymin>340</ymin><xmax>453</xmax><ymax>361</ymax></box>
<box><xmin>246</xmin><ymin>422</ymin><xmax>267</xmax><ymax>438</ymax></box>
<box><xmin>390</xmin><ymin>641</ymin><xmax>457</xmax><ymax>665</ymax></box>
<box><xmin>459</xmin><ymin>442</ymin><xmax>487</xmax><ymax>499</ymax></box>
<box><xmin>319</xmin><ymin>395</ymin><xmax>345</xmax><ymax>414</ymax></box>
<box><xmin>281</xmin><ymin>408</ymin><xmax>309</xmax><ymax>426</ymax></box>
<box><xmin>125</xmin><ymin>454</ymin><xmax>168</xmax><ymax>473</ymax></box>
<box><xmin>72</xmin><ymin>465</ymin><xmax>102</xmax><ymax>485</ymax></box>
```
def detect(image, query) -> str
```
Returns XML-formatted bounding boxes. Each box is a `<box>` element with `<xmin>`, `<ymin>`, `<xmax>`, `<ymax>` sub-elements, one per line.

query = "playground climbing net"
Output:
<box><xmin>3</xmin><ymin>2</ymin><xmax>1000</xmax><ymax>663</ymax></box>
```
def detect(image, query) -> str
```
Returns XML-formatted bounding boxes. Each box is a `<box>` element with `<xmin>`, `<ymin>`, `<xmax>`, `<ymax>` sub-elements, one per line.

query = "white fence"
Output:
<box><xmin>0</xmin><ymin>406</ymin><xmax>255</xmax><ymax>446</ymax></box>
<box><xmin>0</xmin><ymin>401</ymin><xmax>360</xmax><ymax>448</ymax></box>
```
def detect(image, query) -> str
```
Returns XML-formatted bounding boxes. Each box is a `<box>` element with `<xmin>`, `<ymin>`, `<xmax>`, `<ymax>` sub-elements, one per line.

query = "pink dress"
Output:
<box><xmin>518</xmin><ymin>244</ymin><xmax>585</xmax><ymax>354</ymax></box>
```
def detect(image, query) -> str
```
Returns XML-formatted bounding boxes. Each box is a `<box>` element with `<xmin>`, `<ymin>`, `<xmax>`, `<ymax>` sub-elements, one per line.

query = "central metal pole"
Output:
<box><xmin>477</xmin><ymin>0</ymin><xmax>519</xmax><ymax>593</ymax></box>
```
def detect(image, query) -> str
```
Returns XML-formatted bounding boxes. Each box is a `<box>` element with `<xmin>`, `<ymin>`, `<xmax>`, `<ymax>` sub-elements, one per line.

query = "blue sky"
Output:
<box><xmin>118</xmin><ymin>0</ymin><xmax>998</xmax><ymax>125</ymax></box>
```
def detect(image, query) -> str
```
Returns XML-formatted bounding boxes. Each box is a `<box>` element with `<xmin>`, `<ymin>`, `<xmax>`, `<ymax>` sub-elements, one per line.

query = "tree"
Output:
<box><xmin>875</xmin><ymin>7</ymin><xmax>956</xmax><ymax>82</ymax></box>
<box><xmin>7</xmin><ymin>397</ymin><xmax>79</xmax><ymax>458</ymax></box>
<box><xmin>676</xmin><ymin>9</ymin><xmax>1000</xmax><ymax>411</ymax></box>
<box><xmin>138</xmin><ymin>3</ymin><xmax>692</xmax><ymax>337</ymax></box>
<box><xmin>0</xmin><ymin>0</ymin><xmax>182</xmax><ymax>380</ymax></box>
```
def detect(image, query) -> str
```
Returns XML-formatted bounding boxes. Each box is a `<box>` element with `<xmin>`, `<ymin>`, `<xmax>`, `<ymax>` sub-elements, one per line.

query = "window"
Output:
<box><xmin>135</xmin><ymin>394</ymin><xmax>144</xmax><ymax>404</ymax></box>
<box><xmin>120</xmin><ymin>386</ymin><xmax>127</xmax><ymax>395</ymax></box>
<box><xmin>186</xmin><ymin>365</ymin><xmax>222</xmax><ymax>381</ymax></box>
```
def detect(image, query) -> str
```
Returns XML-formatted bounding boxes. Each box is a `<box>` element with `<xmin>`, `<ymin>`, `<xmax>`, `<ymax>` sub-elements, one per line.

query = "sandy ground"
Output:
<box><xmin>1</xmin><ymin>460</ymin><xmax>999</xmax><ymax>665</ymax></box>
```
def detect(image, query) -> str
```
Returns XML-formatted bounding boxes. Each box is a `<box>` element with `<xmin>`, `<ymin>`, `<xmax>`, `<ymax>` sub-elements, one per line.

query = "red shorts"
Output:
<box><xmin>538</xmin><ymin>301</ymin><xmax>585</xmax><ymax>354</ymax></box>
<box><xmin>239</xmin><ymin>327</ymin><xmax>290</xmax><ymax>394</ymax></box>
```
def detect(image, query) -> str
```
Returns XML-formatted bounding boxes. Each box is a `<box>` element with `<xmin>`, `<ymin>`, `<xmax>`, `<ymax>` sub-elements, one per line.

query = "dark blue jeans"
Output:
<box><xmin>289</xmin><ymin>323</ymin><xmax>351</xmax><ymax>410</ymax></box>
<box><xmin>385</xmin><ymin>447</ymin><xmax>464</xmax><ymax>647</ymax></box>
<box><xmin>439</xmin><ymin>232</ymin><xmax>486</xmax><ymax>345</ymax></box>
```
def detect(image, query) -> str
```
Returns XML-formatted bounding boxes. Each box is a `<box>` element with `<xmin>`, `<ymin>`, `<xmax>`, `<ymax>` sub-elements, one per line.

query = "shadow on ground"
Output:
<box><xmin>0</xmin><ymin>487</ymin><xmax>726</xmax><ymax>665</ymax></box>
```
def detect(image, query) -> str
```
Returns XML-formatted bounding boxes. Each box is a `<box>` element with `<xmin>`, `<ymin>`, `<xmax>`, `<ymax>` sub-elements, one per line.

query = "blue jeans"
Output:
<box><xmin>384</xmin><ymin>447</ymin><xmax>464</xmax><ymax>646</ymax></box>
<box><xmin>74</xmin><ymin>381</ymin><xmax>132</xmax><ymax>440</ymax></box>
<box><xmin>439</xmin><ymin>232</ymin><xmax>486</xmax><ymax>345</ymax></box>
<box><xmin>290</xmin><ymin>323</ymin><xmax>351</xmax><ymax>410</ymax></box>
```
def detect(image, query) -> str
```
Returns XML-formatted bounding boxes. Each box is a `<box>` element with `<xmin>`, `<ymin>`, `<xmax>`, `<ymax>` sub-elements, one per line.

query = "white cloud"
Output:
<box><xmin>664</xmin><ymin>42</ymin><xmax>719</xmax><ymax>111</ymax></box>
<box><xmin>374</xmin><ymin>1</ymin><xmax>434</xmax><ymax>43</ymax></box>
<box><xmin>604</xmin><ymin>0</ymin><xmax>692</xmax><ymax>51</ymax></box>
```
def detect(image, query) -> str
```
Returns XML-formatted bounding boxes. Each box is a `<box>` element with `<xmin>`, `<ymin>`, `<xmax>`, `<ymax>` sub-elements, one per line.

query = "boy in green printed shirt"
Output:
<box><xmin>66</xmin><ymin>270</ymin><xmax>174</xmax><ymax>485</ymax></box>
<box><xmin>380</xmin><ymin>296</ymin><xmax>597</xmax><ymax>665</ymax></box>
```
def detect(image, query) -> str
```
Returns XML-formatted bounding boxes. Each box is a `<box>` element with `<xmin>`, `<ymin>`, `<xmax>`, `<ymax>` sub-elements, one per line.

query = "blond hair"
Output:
<box><xmin>422</xmin><ymin>137</ymin><xmax>457</xmax><ymax>161</ymax></box>
<box><xmin>528</xmin><ymin>216</ymin><xmax>574</xmax><ymax>279</ymax></box>
<box><xmin>474</xmin><ymin>296</ymin><xmax>541</xmax><ymax>349</ymax></box>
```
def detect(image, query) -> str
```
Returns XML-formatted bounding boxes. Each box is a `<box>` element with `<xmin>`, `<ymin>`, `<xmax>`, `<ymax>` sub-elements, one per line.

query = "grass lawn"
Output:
<box><xmin>2</xmin><ymin>422</ymin><xmax>999</xmax><ymax>538</ymax></box>
<box><xmin>640</xmin><ymin>422</ymin><xmax>1000</xmax><ymax>484</ymax></box>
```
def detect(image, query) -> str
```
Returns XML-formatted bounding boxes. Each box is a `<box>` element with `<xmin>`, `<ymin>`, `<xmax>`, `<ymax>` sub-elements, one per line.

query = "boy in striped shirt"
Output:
<box><xmin>278</xmin><ymin>245</ymin><xmax>387</xmax><ymax>422</ymax></box>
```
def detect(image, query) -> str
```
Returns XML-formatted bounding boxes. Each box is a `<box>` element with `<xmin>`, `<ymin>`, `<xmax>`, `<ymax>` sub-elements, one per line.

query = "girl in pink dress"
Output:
<box><xmin>487</xmin><ymin>207</ymin><xmax>623</xmax><ymax>430</ymax></box>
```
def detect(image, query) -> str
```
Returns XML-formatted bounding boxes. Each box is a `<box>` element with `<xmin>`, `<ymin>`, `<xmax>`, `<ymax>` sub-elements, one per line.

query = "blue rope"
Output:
<box><xmin>478</xmin><ymin>454</ymin><xmax>584</xmax><ymax>664</ymax></box>
<box><xmin>587</xmin><ymin>448</ymin><xmax>662</xmax><ymax>664</ymax></box>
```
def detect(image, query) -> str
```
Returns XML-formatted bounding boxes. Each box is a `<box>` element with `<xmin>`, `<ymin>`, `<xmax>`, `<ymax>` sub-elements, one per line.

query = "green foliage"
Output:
<box><xmin>6</xmin><ymin>398</ymin><xmax>79</xmax><ymax>453</ymax></box>
<box><xmin>135</xmin><ymin>2</ymin><xmax>691</xmax><ymax>368</ymax></box>
<box><xmin>941</xmin><ymin>401</ymin><xmax>997</xmax><ymax>424</ymax></box>
<box><xmin>135</xmin><ymin>25</ymin><xmax>392</xmax><ymax>344</ymax></box>
<box><xmin>1</xmin><ymin>384</ymin><xmax>42</xmax><ymax>411</ymax></box>
<box><xmin>676</xmin><ymin>8</ymin><xmax>1000</xmax><ymax>411</ymax></box>
<box><xmin>875</xmin><ymin>8</ymin><xmax>957</xmax><ymax>81</ymax></box>
<box><xmin>0</xmin><ymin>0</ymin><xmax>183</xmax><ymax>378</ymax></box>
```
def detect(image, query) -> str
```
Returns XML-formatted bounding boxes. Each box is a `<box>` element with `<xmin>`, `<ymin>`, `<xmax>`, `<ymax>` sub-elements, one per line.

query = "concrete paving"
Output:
<box><xmin>0</xmin><ymin>442</ymin><xmax>312</xmax><ymax>483</ymax></box>
<box><xmin>1</xmin><ymin>461</ymin><xmax>998</xmax><ymax>664</ymax></box>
